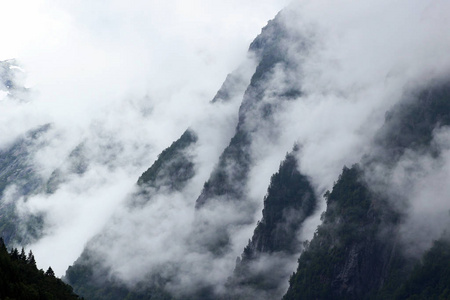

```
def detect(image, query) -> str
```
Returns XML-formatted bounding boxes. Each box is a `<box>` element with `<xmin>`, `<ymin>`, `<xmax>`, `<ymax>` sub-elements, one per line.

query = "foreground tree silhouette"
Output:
<box><xmin>0</xmin><ymin>237</ymin><xmax>81</xmax><ymax>299</ymax></box>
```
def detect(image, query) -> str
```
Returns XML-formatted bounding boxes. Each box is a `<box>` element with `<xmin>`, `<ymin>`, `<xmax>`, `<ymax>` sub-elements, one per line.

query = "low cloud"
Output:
<box><xmin>1</xmin><ymin>1</ymin><xmax>450</xmax><ymax>298</ymax></box>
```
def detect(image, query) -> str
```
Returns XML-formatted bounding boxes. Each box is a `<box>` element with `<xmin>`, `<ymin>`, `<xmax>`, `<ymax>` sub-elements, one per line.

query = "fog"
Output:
<box><xmin>1</xmin><ymin>0</ymin><xmax>450</xmax><ymax>298</ymax></box>
<box><xmin>0</xmin><ymin>0</ymin><xmax>289</xmax><ymax>275</ymax></box>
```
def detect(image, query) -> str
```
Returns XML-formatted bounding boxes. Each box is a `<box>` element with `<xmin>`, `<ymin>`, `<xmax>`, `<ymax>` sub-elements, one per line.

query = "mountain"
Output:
<box><xmin>225</xmin><ymin>149</ymin><xmax>317</xmax><ymax>300</ymax></box>
<box><xmin>0</xmin><ymin>124</ymin><xmax>51</xmax><ymax>245</ymax></box>
<box><xmin>64</xmin><ymin>11</ymin><xmax>313</xmax><ymax>299</ymax></box>
<box><xmin>394</xmin><ymin>238</ymin><xmax>450</xmax><ymax>299</ymax></box>
<box><xmin>0</xmin><ymin>123</ymin><xmax>94</xmax><ymax>246</ymax></box>
<box><xmin>283</xmin><ymin>80</ymin><xmax>450</xmax><ymax>299</ymax></box>
<box><xmin>64</xmin><ymin>5</ymin><xmax>450</xmax><ymax>300</ymax></box>
<box><xmin>1</xmin><ymin>1</ymin><xmax>450</xmax><ymax>300</ymax></box>
<box><xmin>136</xmin><ymin>129</ymin><xmax>197</xmax><ymax>192</ymax></box>
<box><xmin>196</xmin><ymin>11</ymin><xmax>304</xmax><ymax>210</ymax></box>
<box><xmin>65</xmin><ymin>129</ymin><xmax>199</xmax><ymax>300</ymax></box>
<box><xmin>0</xmin><ymin>59</ymin><xmax>29</xmax><ymax>102</ymax></box>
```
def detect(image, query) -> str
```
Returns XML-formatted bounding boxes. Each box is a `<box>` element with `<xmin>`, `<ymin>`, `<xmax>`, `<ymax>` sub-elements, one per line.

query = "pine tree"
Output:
<box><xmin>45</xmin><ymin>266</ymin><xmax>55</xmax><ymax>277</ymax></box>
<box><xmin>10</xmin><ymin>248</ymin><xmax>19</xmax><ymax>260</ymax></box>
<box><xmin>19</xmin><ymin>247</ymin><xmax>26</xmax><ymax>261</ymax></box>
<box><xmin>27</xmin><ymin>250</ymin><xmax>36</xmax><ymax>266</ymax></box>
<box><xmin>0</xmin><ymin>238</ymin><xmax>6</xmax><ymax>252</ymax></box>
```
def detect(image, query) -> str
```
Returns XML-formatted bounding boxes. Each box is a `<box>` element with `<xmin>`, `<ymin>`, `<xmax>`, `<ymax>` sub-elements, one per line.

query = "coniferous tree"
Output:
<box><xmin>27</xmin><ymin>250</ymin><xmax>36</xmax><ymax>266</ymax></box>
<box><xmin>0</xmin><ymin>238</ymin><xmax>80</xmax><ymax>299</ymax></box>
<box><xmin>20</xmin><ymin>247</ymin><xmax>26</xmax><ymax>261</ymax></box>
<box><xmin>0</xmin><ymin>237</ymin><xmax>5</xmax><ymax>252</ymax></box>
<box><xmin>10</xmin><ymin>248</ymin><xmax>19</xmax><ymax>260</ymax></box>
<box><xmin>45</xmin><ymin>266</ymin><xmax>55</xmax><ymax>277</ymax></box>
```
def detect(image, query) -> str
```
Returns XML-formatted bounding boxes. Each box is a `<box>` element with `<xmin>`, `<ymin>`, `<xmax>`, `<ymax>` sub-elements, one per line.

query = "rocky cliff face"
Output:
<box><xmin>195</xmin><ymin>9</ymin><xmax>308</xmax><ymax>208</ymax></box>
<box><xmin>283</xmin><ymin>165</ymin><xmax>400</xmax><ymax>299</ymax></box>
<box><xmin>283</xmin><ymin>80</ymin><xmax>450</xmax><ymax>299</ymax></box>
<box><xmin>0</xmin><ymin>59</ymin><xmax>29</xmax><ymax>102</ymax></box>
<box><xmin>225</xmin><ymin>149</ymin><xmax>317</xmax><ymax>300</ymax></box>
<box><xmin>65</xmin><ymin>129</ymin><xmax>199</xmax><ymax>300</ymax></box>
<box><xmin>2</xmin><ymin>2</ymin><xmax>450</xmax><ymax>300</ymax></box>
<box><xmin>64</xmin><ymin>6</ymin><xmax>450</xmax><ymax>299</ymax></box>
<box><xmin>192</xmin><ymin>9</ymin><xmax>311</xmax><ymax>259</ymax></box>
<box><xmin>242</xmin><ymin>150</ymin><xmax>316</xmax><ymax>255</ymax></box>
<box><xmin>0</xmin><ymin>125</ymin><xmax>51</xmax><ymax>245</ymax></box>
<box><xmin>64</xmin><ymin>11</ymin><xmax>315</xmax><ymax>299</ymax></box>
<box><xmin>137</xmin><ymin>129</ymin><xmax>197</xmax><ymax>192</ymax></box>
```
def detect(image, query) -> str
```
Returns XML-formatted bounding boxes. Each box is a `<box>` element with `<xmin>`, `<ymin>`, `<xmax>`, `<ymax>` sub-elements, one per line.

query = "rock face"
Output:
<box><xmin>0</xmin><ymin>125</ymin><xmax>50</xmax><ymax>245</ymax></box>
<box><xmin>0</xmin><ymin>124</ymin><xmax>94</xmax><ymax>246</ymax></box>
<box><xmin>283</xmin><ymin>80</ymin><xmax>450</xmax><ymax>300</ymax></box>
<box><xmin>137</xmin><ymin>129</ymin><xmax>197</xmax><ymax>192</ymax></box>
<box><xmin>64</xmin><ymin>11</ymin><xmax>317</xmax><ymax>299</ymax></box>
<box><xmin>192</xmin><ymin>10</ymin><xmax>312</xmax><ymax>260</ymax></box>
<box><xmin>196</xmin><ymin>11</ymin><xmax>307</xmax><ymax>210</ymax></box>
<box><xmin>283</xmin><ymin>165</ymin><xmax>398</xmax><ymax>299</ymax></box>
<box><xmin>242</xmin><ymin>150</ymin><xmax>316</xmax><ymax>255</ymax></box>
<box><xmin>371</xmin><ymin>80</ymin><xmax>450</xmax><ymax>164</ymax></box>
<box><xmin>0</xmin><ymin>59</ymin><xmax>29</xmax><ymax>101</ymax></box>
<box><xmin>2</xmin><ymin>3</ymin><xmax>450</xmax><ymax>300</ymax></box>
<box><xmin>225</xmin><ymin>149</ymin><xmax>317</xmax><ymax>300</ymax></box>
<box><xmin>65</xmin><ymin>249</ymin><xmax>172</xmax><ymax>300</ymax></box>
<box><xmin>394</xmin><ymin>238</ymin><xmax>450</xmax><ymax>299</ymax></box>
<box><xmin>65</xmin><ymin>129</ymin><xmax>199</xmax><ymax>300</ymax></box>
<box><xmin>64</xmin><ymin>8</ymin><xmax>450</xmax><ymax>299</ymax></box>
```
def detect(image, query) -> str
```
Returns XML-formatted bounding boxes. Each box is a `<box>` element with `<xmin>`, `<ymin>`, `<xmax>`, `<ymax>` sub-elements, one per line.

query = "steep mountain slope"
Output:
<box><xmin>225</xmin><ymin>149</ymin><xmax>317</xmax><ymax>299</ymax></box>
<box><xmin>0</xmin><ymin>59</ymin><xmax>29</xmax><ymax>102</ymax></box>
<box><xmin>65</xmin><ymin>250</ymin><xmax>172</xmax><ymax>300</ymax></box>
<box><xmin>283</xmin><ymin>165</ymin><xmax>399</xmax><ymax>299</ymax></box>
<box><xmin>196</xmin><ymin>12</ymin><xmax>305</xmax><ymax>209</ymax></box>
<box><xmin>63</xmin><ymin>4</ymin><xmax>450</xmax><ymax>299</ymax></box>
<box><xmin>394</xmin><ymin>238</ymin><xmax>450</xmax><ymax>299</ymax></box>
<box><xmin>65</xmin><ymin>129</ymin><xmax>198</xmax><ymax>300</ymax></box>
<box><xmin>239</xmin><ymin>150</ymin><xmax>316</xmax><ymax>255</ymax></box>
<box><xmin>192</xmin><ymin>8</ymin><xmax>310</xmax><ymax>259</ymax></box>
<box><xmin>2</xmin><ymin>2</ymin><xmax>449</xmax><ymax>299</ymax></box>
<box><xmin>137</xmin><ymin>129</ymin><xmax>197</xmax><ymax>192</ymax></box>
<box><xmin>0</xmin><ymin>124</ymin><xmax>96</xmax><ymax>247</ymax></box>
<box><xmin>195</xmin><ymin>19</ymin><xmax>284</xmax><ymax>208</ymax></box>
<box><xmin>0</xmin><ymin>125</ymin><xmax>50</xmax><ymax>245</ymax></box>
<box><xmin>283</xmin><ymin>80</ymin><xmax>450</xmax><ymax>300</ymax></box>
<box><xmin>65</xmin><ymin>10</ymin><xmax>314</xmax><ymax>299</ymax></box>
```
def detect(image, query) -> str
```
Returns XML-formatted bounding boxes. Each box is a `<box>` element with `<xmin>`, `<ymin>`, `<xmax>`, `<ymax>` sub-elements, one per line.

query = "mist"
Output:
<box><xmin>0</xmin><ymin>0</ymin><xmax>289</xmax><ymax>275</ymax></box>
<box><xmin>1</xmin><ymin>0</ymin><xmax>450</xmax><ymax>298</ymax></box>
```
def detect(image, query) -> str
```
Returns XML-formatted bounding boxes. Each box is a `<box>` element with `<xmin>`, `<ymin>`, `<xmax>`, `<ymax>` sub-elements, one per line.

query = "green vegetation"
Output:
<box><xmin>137</xmin><ymin>129</ymin><xmax>197</xmax><ymax>191</ymax></box>
<box><xmin>283</xmin><ymin>165</ymin><xmax>397</xmax><ymax>300</ymax></box>
<box><xmin>227</xmin><ymin>150</ymin><xmax>317</xmax><ymax>299</ymax></box>
<box><xmin>65</xmin><ymin>129</ymin><xmax>199</xmax><ymax>300</ymax></box>
<box><xmin>65</xmin><ymin>250</ymin><xmax>173</xmax><ymax>300</ymax></box>
<box><xmin>394</xmin><ymin>239</ymin><xmax>450</xmax><ymax>300</ymax></box>
<box><xmin>0</xmin><ymin>237</ymin><xmax>80</xmax><ymax>300</ymax></box>
<box><xmin>283</xmin><ymin>145</ymin><xmax>450</xmax><ymax>300</ymax></box>
<box><xmin>244</xmin><ymin>151</ymin><xmax>316</xmax><ymax>256</ymax></box>
<box><xmin>283</xmin><ymin>82</ymin><xmax>450</xmax><ymax>300</ymax></box>
<box><xmin>373</xmin><ymin>82</ymin><xmax>450</xmax><ymax>164</ymax></box>
<box><xmin>196</xmin><ymin>129</ymin><xmax>251</xmax><ymax>207</ymax></box>
<box><xmin>0</xmin><ymin>125</ymin><xmax>50</xmax><ymax>246</ymax></box>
